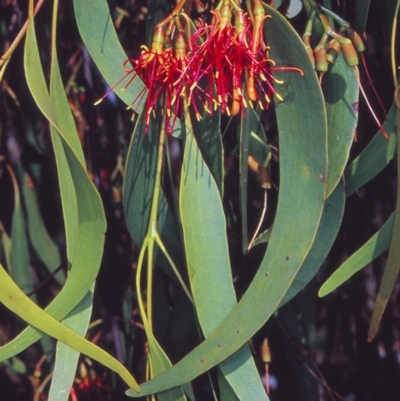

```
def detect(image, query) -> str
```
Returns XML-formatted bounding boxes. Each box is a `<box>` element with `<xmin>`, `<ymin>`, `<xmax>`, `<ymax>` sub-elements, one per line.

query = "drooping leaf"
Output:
<box><xmin>180</xmin><ymin>116</ymin><xmax>268</xmax><ymax>400</ymax></box>
<box><xmin>0</xmin><ymin>264</ymin><xmax>140</xmax><ymax>392</ymax></box>
<box><xmin>345</xmin><ymin>103</ymin><xmax>397</xmax><ymax>197</ymax></box>
<box><xmin>190</xmin><ymin>105</ymin><xmax>223</xmax><ymax>193</ymax></box>
<box><xmin>47</xmin><ymin>1</ymin><xmax>98</xmax><ymax>395</ymax></box>
<box><xmin>319</xmin><ymin>213</ymin><xmax>393</xmax><ymax>297</ymax></box>
<box><xmin>48</xmin><ymin>289</ymin><xmax>93</xmax><ymax>401</ymax></box>
<box><xmin>19</xmin><ymin>168</ymin><xmax>64</xmax><ymax>285</ymax></box>
<box><xmin>9</xmin><ymin>166</ymin><xmax>33</xmax><ymax>297</ymax></box>
<box><xmin>239</xmin><ymin>112</ymin><xmax>251</xmax><ymax>254</ymax></box>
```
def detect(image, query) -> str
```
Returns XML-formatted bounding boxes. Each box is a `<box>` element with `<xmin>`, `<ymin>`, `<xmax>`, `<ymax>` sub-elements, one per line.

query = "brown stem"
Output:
<box><xmin>0</xmin><ymin>0</ymin><xmax>45</xmax><ymax>69</ymax></box>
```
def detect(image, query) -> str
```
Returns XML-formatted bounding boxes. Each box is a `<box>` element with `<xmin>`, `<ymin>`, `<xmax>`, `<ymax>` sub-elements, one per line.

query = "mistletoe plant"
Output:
<box><xmin>0</xmin><ymin>0</ymin><xmax>399</xmax><ymax>400</ymax></box>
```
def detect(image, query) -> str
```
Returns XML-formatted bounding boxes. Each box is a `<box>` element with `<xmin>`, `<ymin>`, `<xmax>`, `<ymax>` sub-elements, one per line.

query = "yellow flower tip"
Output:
<box><xmin>258</xmin><ymin>100</ymin><xmax>264</xmax><ymax>109</ymax></box>
<box><xmin>274</xmin><ymin>78</ymin><xmax>284</xmax><ymax>84</ymax></box>
<box><xmin>94</xmin><ymin>98</ymin><xmax>103</xmax><ymax>106</ymax></box>
<box><xmin>264</xmin><ymin>93</ymin><xmax>270</xmax><ymax>103</ymax></box>
<box><xmin>230</xmin><ymin>100</ymin><xmax>240</xmax><ymax>116</ymax></box>
<box><xmin>275</xmin><ymin>92</ymin><xmax>283</xmax><ymax>101</ymax></box>
<box><xmin>247</xmin><ymin>76</ymin><xmax>257</xmax><ymax>101</ymax></box>
<box><xmin>242</xmin><ymin>97</ymin><xmax>248</xmax><ymax>108</ymax></box>
<box><xmin>196</xmin><ymin>112</ymin><xmax>202</xmax><ymax>121</ymax></box>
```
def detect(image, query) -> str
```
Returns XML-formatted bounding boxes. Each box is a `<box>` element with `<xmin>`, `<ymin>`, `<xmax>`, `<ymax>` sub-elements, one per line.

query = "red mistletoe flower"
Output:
<box><xmin>105</xmin><ymin>0</ymin><xmax>304</xmax><ymax>132</ymax></box>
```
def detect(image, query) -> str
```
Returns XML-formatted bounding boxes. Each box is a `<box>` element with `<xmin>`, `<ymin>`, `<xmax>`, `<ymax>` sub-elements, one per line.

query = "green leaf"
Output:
<box><xmin>248</xmin><ymin>112</ymin><xmax>270</xmax><ymax>167</ymax></box>
<box><xmin>123</xmin><ymin>112</ymin><xmax>159</xmax><ymax>248</ymax></box>
<box><xmin>322</xmin><ymin>54</ymin><xmax>359</xmax><ymax>198</ymax></box>
<box><xmin>280</xmin><ymin>181</ymin><xmax>345</xmax><ymax>307</ymax></box>
<box><xmin>238</xmin><ymin>109</ymin><xmax>271</xmax><ymax>253</ymax></box>
<box><xmin>48</xmin><ymin>289</ymin><xmax>93</xmax><ymax>401</ymax></box>
<box><xmin>180</xmin><ymin>118</ymin><xmax>268</xmax><ymax>400</ymax></box>
<box><xmin>46</xmin><ymin>2</ymin><xmax>102</xmax><ymax>394</ymax></box>
<box><xmin>0</xmin><ymin>226</ymin><xmax>12</xmax><ymax>272</ymax></box>
<box><xmin>73</xmin><ymin>0</ymin><xmax>146</xmax><ymax>112</ymax></box>
<box><xmin>9</xmin><ymin>168</ymin><xmax>33</xmax><ymax>297</ymax></box>
<box><xmin>239</xmin><ymin>113</ymin><xmax>251</xmax><ymax>254</ymax></box>
<box><xmin>355</xmin><ymin>0</ymin><xmax>372</xmax><ymax>33</ymax></box>
<box><xmin>0</xmin><ymin>264</ymin><xmax>140</xmax><ymax>392</ymax></box>
<box><xmin>344</xmin><ymin>103</ymin><xmax>397</xmax><ymax>197</ymax></box>
<box><xmin>319</xmin><ymin>213</ymin><xmax>393</xmax><ymax>297</ymax></box>
<box><xmin>127</xmin><ymin>5</ymin><xmax>327</xmax><ymax>396</ymax></box>
<box><xmin>146</xmin><ymin>0</ymin><xmax>169</xmax><ymax>47</ymax></box>
<box><xmin>190</xmin><ymin>106</ymin><xmax>223</xmax><ymax>193</ymax></box>
<box><xmin>2</xmin><ymin>357</ymin><xmax>27</xmax><ymax>375</ymax></box>
<box><xmin>19</xmin><ymin>168</ymin><xmax>64</xmax><ymax>285</ymax></box>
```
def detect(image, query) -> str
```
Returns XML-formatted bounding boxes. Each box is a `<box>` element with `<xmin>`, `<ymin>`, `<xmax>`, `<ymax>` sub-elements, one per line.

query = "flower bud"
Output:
<box><xmin>254</xmin><ymin>0</ymin><xmax>265</xmax><ymax>18</ymax></box>
<box><xmin>261</xmin><ymin>339</ymin><xmax>271</xmax><ymax>363</ymax></box>
<box><xmin>346</xmin><ymin>27</ymin><xmax>366</xmax><ymax>52</ymax></box>
<box><xmin>219</xmin><ymin>3</ymin><xmax>232</xmax><ymax>33</ymax></box>
<box><xmin>260</xmin><ymin>166</ymin><xmax>271</xmax><ymax>189</ymax></box>
<box><xmin>341</xmin><ymin>42</ymin><xmax>359</xmax><ymax>66</ymax></box>
<box><xmin>247</xmin><ymin>76</ymin><xmax>257</xmax><ymax>101</ymax></box>
<box><xmin>314</xmin><ymin>48</ymin><xmax>328</xmax><ymax>72</ymax></box>
<box><xmin>230</xmin><ymin>87</ymin><xmax>241</xmax><ymax>116</ymax></box>
<box><xmin>326</xmin><ymin>39</ymin><xmax>341</xmax><ymax>64</ymax></box>
<box><xmin>174</xmin><ymin>33</ymin><xmax>186</xmax><ymax>60</ymax></box>
<box><xmin>151</xmin><ymin>26</ymin><xmax>165</xmax><ymax>53</ymax></box>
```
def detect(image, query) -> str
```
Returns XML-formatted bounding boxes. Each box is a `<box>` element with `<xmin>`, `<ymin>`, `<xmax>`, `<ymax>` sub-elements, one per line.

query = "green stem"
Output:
<box><xmin>303</xmin><ymin>0</ymin><xmax>351</xmax><ymax>45</ymax></box>
<box><xmin>320</xmin><ymin>5</ymin><xmax>349</xmax><ymax>27</ymax></box>
<box><xmin>391</xmin><ymin>0</ymin><xmax>400</xmax><ymax>86</ymax></box>
<box><xmin>155</xmin><ymin>234</ymin><xmax>194</xmax><ymax>303</ymax></box>
<box><xmin>303</xmin><ymin>9</ymin><xmax>316</xmax><ymax>37</ymax></box>
<box><xmin>146</xmin><ymin>115</ymin><xmax>167</xmax><ymax>330</ymax></box>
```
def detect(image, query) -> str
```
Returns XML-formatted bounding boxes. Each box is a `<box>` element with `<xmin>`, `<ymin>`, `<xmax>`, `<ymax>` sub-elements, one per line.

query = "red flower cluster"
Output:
<box><xmin>121</xmin><ymin>0</ymin><xmax>303</xmax><ymax>133</ymax></box>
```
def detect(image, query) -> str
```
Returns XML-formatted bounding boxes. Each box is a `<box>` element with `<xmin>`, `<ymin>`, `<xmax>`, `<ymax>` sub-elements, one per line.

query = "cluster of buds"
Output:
<box><xmin>119</xmin><ymin>0</ymin><xmax>303</xmax><ymax>133</ymax></box>
<box><xmin>301</xmin><ymin>4</ymin><xmax>390</xmax><ymax>141</ymax></box>
<box><xmin>302</xmin><ymin>5</ymin><xmax>365</xmax><ymax>73</ymax></box>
